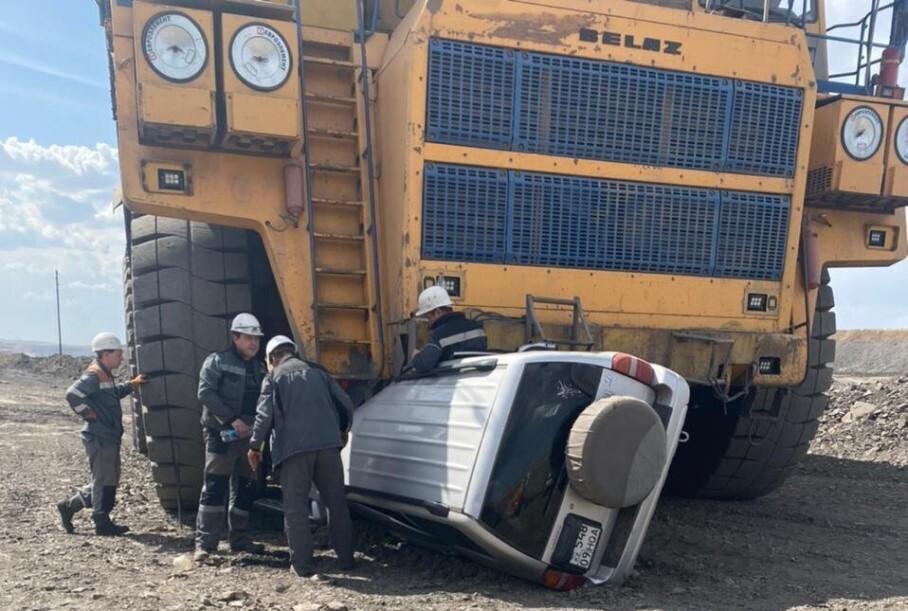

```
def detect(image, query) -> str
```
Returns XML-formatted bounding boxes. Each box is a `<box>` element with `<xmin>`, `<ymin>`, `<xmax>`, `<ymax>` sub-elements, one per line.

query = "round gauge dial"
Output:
<box><xmin>895</xmin><ymin>117</ymin><xmax>908</xmax><ymax>164</ymax></box>
<box><xmin>842</xmin><ymin>106</ymin><xmax>883</xmax><ymax>160</ymax></box>
<box><xmin>142</xmin><ymin>12</ymin><xmax>207</xmax><ymax>83</ymax></box>
<box><xmin>230</xmin><ymin>23</ymin><xmax>292</xmax><ymax>92</ymax></box>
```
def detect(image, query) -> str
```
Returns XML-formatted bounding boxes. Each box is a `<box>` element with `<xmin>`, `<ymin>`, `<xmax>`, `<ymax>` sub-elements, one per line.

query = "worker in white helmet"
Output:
<box><xmin>57</xmin><ymin>332</ymin><xmax>146</xmax><ymax>536</ymax></box>
<box><xmin>248</xmin><ymin>335</ymin><xmax>355</xmax><ymax>576</ymax></box>
<box><xmin>193</xmin><ymin>312</ymin><xmax>267</xmax><ymax>562</ymax></box>
<box><xmin>409</xmin><ymin>286</ymin><xmax>487</xmax><ymax>372</ymax></box>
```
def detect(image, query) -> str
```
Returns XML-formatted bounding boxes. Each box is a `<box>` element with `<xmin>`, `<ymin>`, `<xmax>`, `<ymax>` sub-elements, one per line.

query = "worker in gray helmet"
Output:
<box><xmin>194</xmin><ymin>313</ymin><xmax>268</xmax><ymax>562</ymax></box>
<box><xmin>409</xmin><ymin>286</ymin><xmax>487</xmax><ymax>372</ymax></box>
<box><xmin>248</xmin><ymin>335</ymin><xmax>355</xmax><ymax>577</ymax></box>
<box><xmin>57</xmin><ymin>332</ymin><xmax>147</xmax><ymax>536</ymax></box>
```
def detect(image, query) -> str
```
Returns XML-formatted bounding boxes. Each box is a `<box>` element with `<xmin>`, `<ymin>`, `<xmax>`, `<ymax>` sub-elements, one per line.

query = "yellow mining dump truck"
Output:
<box><xmin>94</xmin><ymin>0</ymin><xmax>908</xmax><ymax>510</ymax></box>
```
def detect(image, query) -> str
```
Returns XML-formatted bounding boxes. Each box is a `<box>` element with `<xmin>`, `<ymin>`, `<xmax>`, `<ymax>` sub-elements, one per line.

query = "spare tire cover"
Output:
<box><xmin>566</xmin><ymin>395</ymin><xmax>667</xmax><ymax>508</ymax></box>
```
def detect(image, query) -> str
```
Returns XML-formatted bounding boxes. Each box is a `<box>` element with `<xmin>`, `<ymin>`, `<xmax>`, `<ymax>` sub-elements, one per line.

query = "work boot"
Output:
<box><xmin>193</xmin><ymin>548</ymin><xmax>213</xmax><ymax>564</ymax></box>
<box><xmin>93</xmin><ymin>514</ymin><xmax>129</xmax><ymax>537</ymax></box>
<box><xmin>229</xmin><ymin>539</ymin><xmax>266</xmax><ymax>555</ymax></box>
<box><xmin>56</xmin><ymin>500</ymin><xmax>75</xmax><ymax>534</ymax></box>
<box><xmin>290</xmin><ymin>564</ymin><xmax>314</xmax><ymax>578</ymax></box>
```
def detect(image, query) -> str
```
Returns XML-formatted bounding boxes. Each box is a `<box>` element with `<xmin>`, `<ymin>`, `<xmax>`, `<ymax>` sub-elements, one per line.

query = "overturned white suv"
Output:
<box><xmin>342</xmin><ymin>351</ymin><xmax>689</xmax><ymax>589</ymax></box>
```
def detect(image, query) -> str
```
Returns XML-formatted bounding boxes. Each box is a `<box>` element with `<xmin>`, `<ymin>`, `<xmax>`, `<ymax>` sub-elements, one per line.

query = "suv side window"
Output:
<box><xmin>479</xmin><ymin>362</ymin><xmax>602</xmax><ymax>558</ymax></box>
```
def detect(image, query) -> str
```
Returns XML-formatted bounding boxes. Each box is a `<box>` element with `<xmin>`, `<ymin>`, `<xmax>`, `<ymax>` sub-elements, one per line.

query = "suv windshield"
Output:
<box><xmin>699</xmin><ymin>0</ymin><xmax>817</xmax><ymax>23</ymax></box>
<box><xmin>479</xmin><ymin>362</ymin><xmax>602</xmax><ymax>559</ymax></box>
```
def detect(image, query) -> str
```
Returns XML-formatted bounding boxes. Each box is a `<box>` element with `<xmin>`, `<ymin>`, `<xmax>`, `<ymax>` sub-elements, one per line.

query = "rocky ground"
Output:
<box><xmin>0</xmin><ymin>355</ymin><xmax>905</xmax><ymax>611</ymax></box>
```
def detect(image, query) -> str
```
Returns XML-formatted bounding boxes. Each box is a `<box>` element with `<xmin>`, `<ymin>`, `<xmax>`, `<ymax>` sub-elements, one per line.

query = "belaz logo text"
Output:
<box><xmin>579</xmin><ymin>28</ymin><xmax>683</xmax><ymax>56</ymax></box>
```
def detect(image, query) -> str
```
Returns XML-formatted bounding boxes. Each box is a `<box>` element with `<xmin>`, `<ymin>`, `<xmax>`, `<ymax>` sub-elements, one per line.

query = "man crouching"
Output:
<box><xmin>57</xmin><ymin>332</ymin><xmax>146</xmax><ymax>535</ymax></box>
<box><xmin>248</xmin><ymin>335</ymin><xmax>355</xmax><ymax>577</ymax></box>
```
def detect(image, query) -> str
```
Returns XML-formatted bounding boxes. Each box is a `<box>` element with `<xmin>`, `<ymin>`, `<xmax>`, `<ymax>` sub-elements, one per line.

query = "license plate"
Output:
<box><xmin>569</xmin><ymin>523</ymin><xmax>601</xmax><ymax>570</ymax></box>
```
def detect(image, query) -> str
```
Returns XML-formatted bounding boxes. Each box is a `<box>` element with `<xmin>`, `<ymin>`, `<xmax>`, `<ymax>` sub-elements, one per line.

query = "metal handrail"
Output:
<box><xmin>808</xmin><ymin>0</ymin><xmax>899</xmax><ymax>88</ymax></box>
<box><xmin>293</xmin><ymin>0</ymin><xmax>322</xmax><ymax>362</ymax></box>
<box><xmin>827</xmin><ymin>2</ymin><xmax>895</xmax><ymax>32</ymax></box>
<box><xmin>355</xmin><ymin>0</ymin><xmax>387</xmax><ymax>374</ymax></box>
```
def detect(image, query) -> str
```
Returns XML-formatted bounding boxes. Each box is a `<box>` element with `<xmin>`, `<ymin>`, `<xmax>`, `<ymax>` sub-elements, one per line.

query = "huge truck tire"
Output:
<box><xmin>666</xmin><ymin>269</ymin><xmax>835</xmax><ymax>499</ymax></box>
<box><xmin>124</xmin><ymin>213</ymin><xmax>251</xmax><ymax>510</ymax></box>
<box><xmin>123</xmin><ymin>226</ymin><xmax>147</xmax><ymax>456</ymax></box>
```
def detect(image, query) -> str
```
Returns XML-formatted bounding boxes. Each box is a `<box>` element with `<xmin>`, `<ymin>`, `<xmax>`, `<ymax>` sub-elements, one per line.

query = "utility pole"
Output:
<box><xmin>55</xmin><ymin>270</ymin><xmax>63</xmax><ymax>364</ymax></box>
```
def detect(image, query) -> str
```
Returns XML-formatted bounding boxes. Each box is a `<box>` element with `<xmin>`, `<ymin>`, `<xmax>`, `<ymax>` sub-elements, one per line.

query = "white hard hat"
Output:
<box><xmin>416</xmin><ymin>285</ymin><xmax>454</xmax><ymax>316</ymax></box>
<box><xmin>91</xmin><ymin>332</ymin><xmax>123</xmax><ymax>352</ymax></box>
<box><xmin>266</xmin><ymin>335</ymin><xmax>296</xmax><ymax>359</ymax></box>
<box><xmin>230</xmin><ymin>312</ymin><xmax>264</xmax><ymax>336</ymax></box>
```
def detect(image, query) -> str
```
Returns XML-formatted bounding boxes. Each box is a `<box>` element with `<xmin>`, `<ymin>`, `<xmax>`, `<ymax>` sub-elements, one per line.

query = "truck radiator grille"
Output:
<box><xmin>427</xmin><ymin>38</ymin><xmax>802</xmax><ymax>178</ymax></box>
<box><xmin>423</xmin><ymin>163</ymin><xmax>790</xmax><ymax>281</ymax></box>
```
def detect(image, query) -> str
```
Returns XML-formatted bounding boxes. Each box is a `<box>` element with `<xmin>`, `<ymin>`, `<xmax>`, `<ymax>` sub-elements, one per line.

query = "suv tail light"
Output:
<box><xmin>612</xmin><ymin>353</ymin><xmax>655</xmax><ymax>385</ymax></box>
<box><xmin>541</xmin><ymin>568</ymin><xmax>586</xmax><ymax>591</ymax></box>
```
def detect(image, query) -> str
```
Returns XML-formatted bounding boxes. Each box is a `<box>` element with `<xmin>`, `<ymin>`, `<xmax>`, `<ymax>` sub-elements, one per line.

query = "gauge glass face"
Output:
<box><xmin>895</xmin><ymin>117</ymin><xmax>908</xmax><ymax>164</ymax></box>
<box><xmin>230</xmin><ymin>24</ymin><xmax>292</xmax><ymax>91</ymax></box>
<box><xmin>842</xmin><ymin>107</ymin><xmax>883</xmax><ymax>160</ymax></box>
<box><xmin>143</xmin><ymin>12</ymin><xmax>207</xmax><ymax>83</ymax></box>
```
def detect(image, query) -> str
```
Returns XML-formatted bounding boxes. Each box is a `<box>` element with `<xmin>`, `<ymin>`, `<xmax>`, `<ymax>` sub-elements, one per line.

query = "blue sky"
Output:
<box><xmin>0</xmin><ymin>1</ymin><xmax>905</xmax><ymax>350</ymax></box>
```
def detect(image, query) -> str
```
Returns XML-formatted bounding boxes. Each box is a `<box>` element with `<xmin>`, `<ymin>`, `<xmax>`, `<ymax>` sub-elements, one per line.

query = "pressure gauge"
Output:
<box><xmin>842</xmin><ymin>106</ymin><xmax>883</xmax><ymax>160</ymax></box>
<box><xmin>230</xmin><ymin>23</ymin><xmax>292</xmax><ymax>92</ymax></box>
<box><xmin>895</xmin><ymin>117</ymin><xmax>908</xmax><ymax>164</ymax></box>
<box><xmin>142</xmin><ymin>12</ymin><xmax>207</xmax><ymax>83</ymax></box>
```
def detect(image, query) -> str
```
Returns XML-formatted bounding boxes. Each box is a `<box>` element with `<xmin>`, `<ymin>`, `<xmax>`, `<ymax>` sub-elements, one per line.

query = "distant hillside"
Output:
<box><xmin>834</xmin><ymin>330</ymin><xmax>908</xmax><ymax>376</ymax></box>
<box><xmin>0</xmin><ymin>339</ymin><xmax>92</xmax><ymax>357</ymax></box>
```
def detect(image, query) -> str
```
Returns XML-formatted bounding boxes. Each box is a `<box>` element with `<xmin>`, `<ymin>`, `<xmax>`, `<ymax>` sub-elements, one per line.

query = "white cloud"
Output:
<box><xmin>1</xmin><ymin>137</ymin><xmax>117</xmax><ymax>176</ymax></box>
<box><xmin>0</xmin><ymin>137</ymin><xmax>124</xmax><ymax>345</ymax></box>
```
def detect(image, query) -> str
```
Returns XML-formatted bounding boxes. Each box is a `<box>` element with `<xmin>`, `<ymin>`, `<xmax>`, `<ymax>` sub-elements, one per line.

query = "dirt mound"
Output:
<box><xmin>0</xmin><ymin>353</ymin><xmax>94</xmax><ymax>380</ymax></box>
<box><xmin>834</xmin><ymin>329</ymin><xmax>908</xmax><ymax>376</ymax></box>
<box><xmin>814</xmin><ymin>375</ymin><xmax>908</xmax><ymax>466</ymax></box>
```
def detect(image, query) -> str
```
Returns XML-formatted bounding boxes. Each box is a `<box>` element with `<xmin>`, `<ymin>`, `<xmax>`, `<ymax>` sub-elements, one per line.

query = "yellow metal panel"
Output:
<box><xmin>836</xmin><ymin>159</ymin><xmax>886</xmax><ymax>194</ymax></box>
<box><xmin>139</xmin><ymin>83</ymin><xmax>215</xmax><ymax>128</ymax></box>
<box><xmin>301</xmin><ymin>0</ymin><xmax>356</xmax><ymax>30</ymax></box>
<box><xmin>226</xmin><ymin>93</ymin><xmax>300</xmax><ymax>138</ymax></box>
<box><xmin>417</xmin><ymin>262</ymin><xmax>786</xmax><ymax>331</ymax></box>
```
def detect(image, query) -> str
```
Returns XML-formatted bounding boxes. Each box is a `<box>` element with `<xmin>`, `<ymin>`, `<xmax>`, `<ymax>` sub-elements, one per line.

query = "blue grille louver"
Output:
<box><xmin>426</xmin><ymin>39</ymin><xmax>515</xmax><ymax>149</ymax></box>
<box><xmin>422</xmin><ymin>163</ymin><xmax>790</xmax><ymax>281</ymax></box>
<box><xmin>422</xmin><ymin>164</ymin><xmax>510</xmax><ymax>263</ymax></box>
<box><xmin>426</xmin><ymin>39</ymin><xmax>803</xmax><ymax>177</ymax></box>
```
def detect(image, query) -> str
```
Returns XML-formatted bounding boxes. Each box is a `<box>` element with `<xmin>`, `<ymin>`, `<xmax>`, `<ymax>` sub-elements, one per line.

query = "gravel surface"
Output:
<box><xmin>0</xmin><ymin>356</ymin><xmax>905</xmax><ymax>611</ymax></box>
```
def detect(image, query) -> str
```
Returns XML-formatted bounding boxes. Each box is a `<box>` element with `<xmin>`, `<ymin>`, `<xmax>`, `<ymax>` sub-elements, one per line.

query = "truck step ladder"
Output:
<box><xmin>296</xmin><ymin>19</ymin><xmax>383</xmax><ymax>377</ymax></box>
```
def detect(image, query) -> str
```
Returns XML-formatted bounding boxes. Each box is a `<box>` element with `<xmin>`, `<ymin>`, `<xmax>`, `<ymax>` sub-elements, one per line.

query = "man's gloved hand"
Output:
<box><xmin>247</xmin><ymin>449</ymin><xmax>262</xmax><ymax>471</ymax></box>
<box><xmin>232</xmin><ymin>419</ymin><xmax>252</xmax><ymax>439</ymax></box>
<box><xmin>82</xmin><ymin>408</ymin><xmax>98</xmax><ymax>422</ymax></box>
<box><xmin>129</xmin><ymin>374</ymin><xmax>148</xmax><ymax>390</ymax></box>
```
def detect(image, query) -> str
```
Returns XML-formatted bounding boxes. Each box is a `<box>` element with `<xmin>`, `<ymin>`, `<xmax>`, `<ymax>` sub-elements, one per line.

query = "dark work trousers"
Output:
<box><xmin>279</xmin><ymin>448</ymin><xmax>353</xmax><ymax>573</ymax></box>
<box><xmin>64</xmin><ymin>436</ymin><xmax>121</xmax><ymax>519</ymax></box>
<box><xmin>195</xmin><ymin>432</ymin><xmax>257</xmax><ymax>551</ymax></box>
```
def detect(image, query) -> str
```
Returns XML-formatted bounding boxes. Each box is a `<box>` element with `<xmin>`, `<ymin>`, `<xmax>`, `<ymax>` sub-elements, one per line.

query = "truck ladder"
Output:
<box><xmin>295</xmin><ymin>6</ymin><xmax>383</xmax><ymax>377</ymax></box>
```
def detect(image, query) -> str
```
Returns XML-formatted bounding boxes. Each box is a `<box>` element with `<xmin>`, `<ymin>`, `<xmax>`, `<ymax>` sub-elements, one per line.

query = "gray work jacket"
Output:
<box><xmin>65</xmin><ymin>361</ymin><xmax>133</xmax><ymax>443</ymax></box>
<box><xmin>197</xmin><ymin>348</ymin><xmax>266</xmax><ymax>430</ymax></box>
<box><xmin>249</xmin><ymin>356</ymin><xmax>354</xmax><ymax>467</ymax></box>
